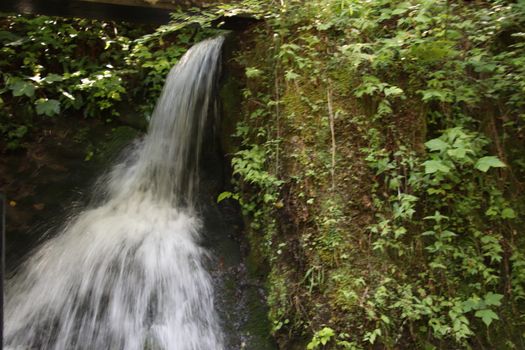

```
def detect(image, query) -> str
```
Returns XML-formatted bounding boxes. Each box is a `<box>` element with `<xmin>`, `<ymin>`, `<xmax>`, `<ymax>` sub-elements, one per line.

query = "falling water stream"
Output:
<box><xmin>6</xmin><ymin>36</ymin><xmax>227</xmax><ymax>350</ymax></box>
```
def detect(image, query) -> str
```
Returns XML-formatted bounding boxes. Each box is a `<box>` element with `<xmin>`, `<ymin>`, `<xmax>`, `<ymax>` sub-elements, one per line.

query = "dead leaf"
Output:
<box><xmin>33</xmin><ymin>203</ymin><xmax>45</xmax><ymax>210</ymax></box>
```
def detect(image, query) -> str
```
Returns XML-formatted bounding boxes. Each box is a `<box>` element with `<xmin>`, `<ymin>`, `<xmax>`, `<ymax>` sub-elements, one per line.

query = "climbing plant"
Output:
<box><xmin>225</xmin><ymin>0</ymin><xmax>525</xmax><ymax>348</ymax></box>
<box><xmin>2</xmin><ymin>0</ymin><xmax>525</xmax><ymax>348</ymax></box>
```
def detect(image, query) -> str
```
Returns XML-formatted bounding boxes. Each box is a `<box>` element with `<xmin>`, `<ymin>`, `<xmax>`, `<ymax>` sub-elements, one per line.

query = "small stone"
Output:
<box><xmin>33</xmin><ymin>203</ymin><xmax>45</xmax><ymax>210</ymax></box>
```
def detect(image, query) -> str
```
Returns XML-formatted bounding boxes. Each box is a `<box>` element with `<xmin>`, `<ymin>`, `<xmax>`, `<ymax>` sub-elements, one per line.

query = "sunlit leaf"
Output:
<box><xmin>475</xmin><ymin>309</ymin><xmax>499</xmax><ymax>327</ymax></box>
<box><xmin>425</xmin><ymin>138</ymin><xmax>449</xmax><ymax>152</ymax></box>
<box><xmin>475</xmin><ymin>156</ymin><xmax>506</xmax><ymax>172</ymax></box>
<box><xmin>423</xmin><ymin>160</ymin><xmax>450</xmax><ymax>174</ymax></box>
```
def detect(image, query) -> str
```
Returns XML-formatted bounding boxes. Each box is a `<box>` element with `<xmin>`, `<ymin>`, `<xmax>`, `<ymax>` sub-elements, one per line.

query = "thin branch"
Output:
<box><xmin>327</xmin><ymin>80</ymin><xmax>336</xmax><ymax>191</ymax></box>
<box><xmin>274</xmin><ymin>54</ymin><xmax>281</xmax><ymax>176</ymax></box>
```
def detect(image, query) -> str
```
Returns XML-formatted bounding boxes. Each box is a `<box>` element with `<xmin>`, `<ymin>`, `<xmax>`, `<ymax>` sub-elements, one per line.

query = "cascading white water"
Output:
<box><xmin>5</xmin><ymin>36</ymin><xmax>225</xmax><ymax>350</ymax></box>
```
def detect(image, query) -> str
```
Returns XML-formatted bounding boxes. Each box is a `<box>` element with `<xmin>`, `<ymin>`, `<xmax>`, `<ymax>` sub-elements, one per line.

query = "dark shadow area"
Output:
<box><xmin>0</xmin><ymin>0</ymin><xmax>171</xmax><ymax>24</ymax></box>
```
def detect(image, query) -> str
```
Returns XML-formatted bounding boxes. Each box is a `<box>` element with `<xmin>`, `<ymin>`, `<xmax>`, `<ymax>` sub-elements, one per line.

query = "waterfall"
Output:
<box><xmin>5</xmin><ymin>36</ymin><xmax>225</xmax><ymax>350</ymax></box>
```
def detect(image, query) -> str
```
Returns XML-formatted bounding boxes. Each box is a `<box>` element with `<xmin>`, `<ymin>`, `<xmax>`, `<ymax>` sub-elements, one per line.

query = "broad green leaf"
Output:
<box><xmin>245</xmin><ymin>67</ymin><xmax>262</xmax><ymax>78</ymax></box>
<box><xmin>462</xmin><ymin>297</ymin><xmax>480</xmax><ymax>313</ymax></box>
<box><xmin>440</xmin><ymin>230</ymin><xmax>457</xmax><ymax>239</ymax></box>
<box><xmin>423</xmin><ymin>160</ymin><xmax>450</xmax><ymax>174</ymax></box>
<box><xmin>475</xmin><ymin>156</ymin><xmax>506</xmax><ymax>172</ymax></box>
<box><xmin>429</xmin><ymin>261</ymin><xmax>446</xmax><ymax>269</ymax></box>
<box><xmin>447</xmin><ymin>147</ymin><xmax>469</xmax><ymax>159</ymax></box>
<box><xmin>392</xmin><ymin>4</ymin><xmax>409</xmax><ymax>15</ymax></box>
<box><xmin>474</xmin><ymin>309</ymin><xmax>499</xmax><ymax>326</ymax></box>
<box><xmin>35</xmin><ymin>99</ymin><xmax>61</xmax><ymax>116</ymax></box>
<box><xmin>419</xmin><ymin>89</ymin><xmax>452</xmax><ymax>103</ymax></box>
<box><xmin>501</xmin><ymin>208</ymin><xmax>516</xmax><ymax>219</ymax></box>
<box><xmin>484</xmin><ymin>292</ymin><xmax>503</xmax><ymax>307</ymax></box>
<box><xmin>384</xmin><ymin>86</ymin><xmax>404</xmax><ymax>97</ymax></box>
<box><xmin>263</xmin><ymin>193</ymin><xmax>275</xmax><ymax>203</ymax></box>
<box><xmin>43</xmin><ymin>74</ymin><xmax>64</xmax><ymax>83</ymax></box>
<box><xmin>10</xmin><ymin>80</ymin><xmax>35</xmax><ymax>97</ymax></box>
<box><xmin>394</xmin><ymin>227</ymin><xmax>407</xmax><ymax>239</ymax></box>
<box><xmin>285</xmin><ymin>70</ymin><xmax>300</xmax><ymax>81</ymax></box>
<box><xmin>425</xmin><ymin>138</ymin><xmax>449</xmax><ymax>152</ymax></box>
<box><xmin>217</xmin><ymin>191</ymin><xmax>232</xmax><ymax>203</ymax></box>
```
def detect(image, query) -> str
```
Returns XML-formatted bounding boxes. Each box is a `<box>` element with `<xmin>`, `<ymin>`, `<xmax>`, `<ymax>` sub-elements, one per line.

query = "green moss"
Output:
<box><xmin>228</xmin><ymin>1</ymin><xmax>525</xmax><ymax>348</ymax></box>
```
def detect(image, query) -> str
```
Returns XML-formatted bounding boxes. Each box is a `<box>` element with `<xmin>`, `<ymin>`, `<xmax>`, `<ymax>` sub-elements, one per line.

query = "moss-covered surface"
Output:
<box><xmin>225</xmin><ymin>1</ymin><xmax>525</xmax><ymax>349</ymax></box>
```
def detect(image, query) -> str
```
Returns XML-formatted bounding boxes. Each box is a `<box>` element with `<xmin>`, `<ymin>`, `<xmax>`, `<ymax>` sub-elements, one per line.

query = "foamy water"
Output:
<box><xmin>5</xmin><ymin>36</ymin><xmax>225</xmax><ymax>350</ymax></box>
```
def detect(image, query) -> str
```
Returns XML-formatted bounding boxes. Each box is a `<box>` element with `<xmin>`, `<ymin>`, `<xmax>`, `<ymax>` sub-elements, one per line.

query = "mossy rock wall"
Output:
<box><xmin>226</xmin><ymin>1</ymin><xmax>525</xmax><ymax>349</ymax></box>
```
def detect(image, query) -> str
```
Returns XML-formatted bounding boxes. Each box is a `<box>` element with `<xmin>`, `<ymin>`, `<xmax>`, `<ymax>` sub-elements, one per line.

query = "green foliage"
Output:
<box><xmin>307</xmin><ymin>327</ymin><xmax>335</xmax><ymax>349</ymax></box>
<box><xmin>9</xmin><ymin>79</ymin><xmax>35</xmax><ymax>97</ymax></box>
<box><xmin>229</xmin><ymin>144</ymin><xmax>283</xmax><ymax>232</ymax></box>
<box><xmin>230</xmin><ymin>0</ymin><xmax>525</xmax><ymax>348</ymax></box>
<box><xmin>0</xmin><ymin>9</ymin><xmax>232</xmax><ymax>150</ymax></box>
<box><xmin>363</xmin><ymin>125</ymin><xmax>519</xmax><ymax>346</ymax></box>
<box><xmin>475</xmin><ymin>156</ymin><xmax>506</xmax><ymax>173</ymax></box>
<box><xmin>35</xmin><ymin>98</ymin><xmax>60</xmax><ymax>116</ymax></box>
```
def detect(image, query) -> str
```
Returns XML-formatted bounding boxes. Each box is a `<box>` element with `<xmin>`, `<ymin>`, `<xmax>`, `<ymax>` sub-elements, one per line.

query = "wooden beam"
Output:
<box><xmin>0</xmin><ymin>0</ymin><xmax>173</xmax><ymax>24</ymax></box>
<box><xmin>79</xmin><ymin>0</ymin><xmax>215</xmax><ymax>11</ymax></box>
<box><xmin>0</xmin><ymin>0</ymin><xmax>254</xmax><ymax>27</ymax></box>
<box><xmin>0</xmin><ymin>0</ymin><xmax>230</xmax><ymax>24</ymax></box>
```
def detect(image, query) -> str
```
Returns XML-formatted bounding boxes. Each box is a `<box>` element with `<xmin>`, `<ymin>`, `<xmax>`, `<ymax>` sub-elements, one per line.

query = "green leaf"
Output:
<box><xmin>10</xmin><ymin>80</ymin><xmax>35</xmax><ymax>97</ymax></box>
<box><xmin>245</xmin><ymin>67</ymin><xmax>262</xmax><ymax>78</ymax></box>
<box><xmin>440</xmin><ymin>230</ymin><xmax>457</xmax><ymax>239</ymax></box>
<box><xmin>43</xmin><ymin>74</ymin><xmax>64</xmax><ymax>83</ymax></box>
<box><xmin>285</xmin><ymin>70</ymin><xmax>300</xmax><ymax>81</ymax></box>
<box><xmin>447</xmin><ymin>147</ymin><xmax>468</xmax><ymax>160</ymax></box>
<box><xmin>380</xmin><ymin>314</ymin><xmax>391</xmax><ymax>324</ymax></box>
<box><xmin>8</xmin><ymin>125</ymin><xmax>28</xmax><ymax>139</ymax></box>
<box><xmin>425</xmin><ymin>138</ymin><xmax>449</xmax><ymax>152</ymax></box>
<box><xmin>462</xmin><ymin>297</ymin><xmax>480</xmax><ymax>313</ymax></box>
<box><xmin>484</xmin><ymin>292</ymin><xmax>503</xmax><ymax>307</ymax></box>
<box><xmin>217</xmin><ymin>191</ymin><xmax>239</xmax><ymax>203</ymax></box>
<box><xmin>475</xmin><ymin>156</ymin><xmax>506</xmax><ymax>172</ymax></box>
<box><xmin>474</xmin><ymin>309</ymin><xmax>499</xmax><ymax>327</ymax></box>
<box><xmin>501</xmin><ymin>208</ymin><xmax>516</xmax><ymax>219</ymax></box>
<box><xmin>384</xmin><ymin>86</ymin><xmax>404</xmax><ymax>97</ymax></box>
<box><xmin>419</xmin><ymin>89</ymin><xmax>452</xmax><ymax>103</ymax></box>
<box><xmin>35</xmin><ymin>99</ymin><xmax>61</xmax><ymax>116</ymax></box>
<box><xmin>423</xmin><ymin>160</ymin><xmax>450</xmax><ymax>174</ymax></box>
<box><xmin>217</xmin><ymin>191</ymin><xmax>232</xmax><ymax>203</ymax></box>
